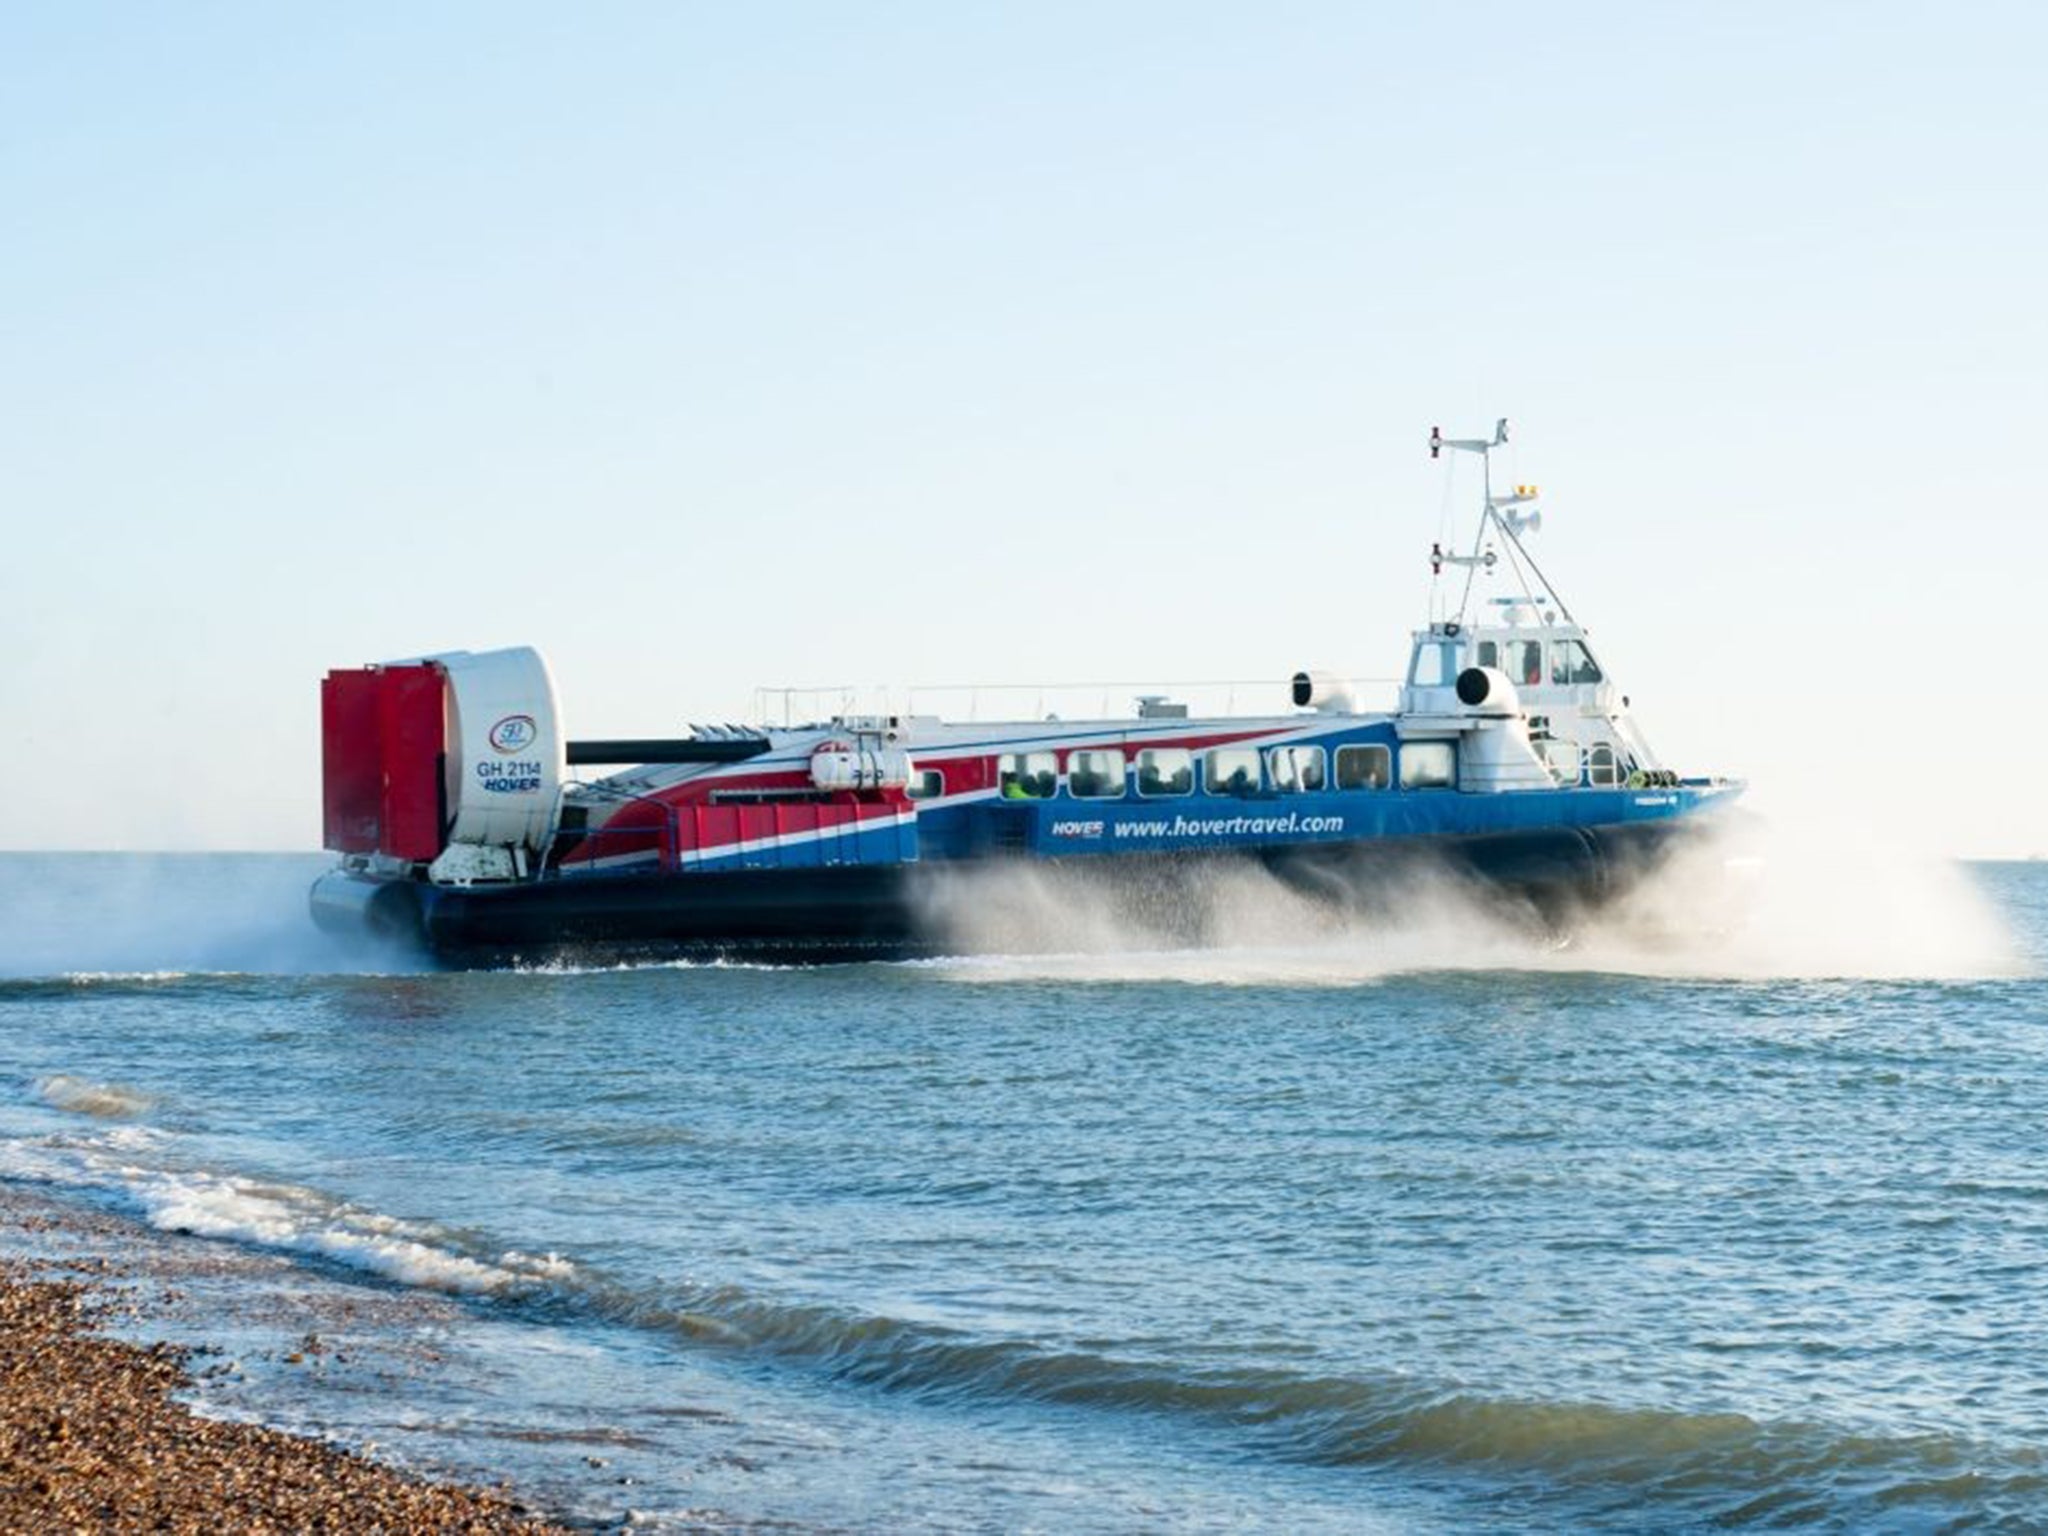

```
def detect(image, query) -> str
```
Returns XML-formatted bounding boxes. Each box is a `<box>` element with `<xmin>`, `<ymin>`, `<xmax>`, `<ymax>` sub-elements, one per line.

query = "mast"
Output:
<box><xmin>1426</xmin><ymin>418</ymin><xmax>1575</xmax><ymax>628</ymax></box>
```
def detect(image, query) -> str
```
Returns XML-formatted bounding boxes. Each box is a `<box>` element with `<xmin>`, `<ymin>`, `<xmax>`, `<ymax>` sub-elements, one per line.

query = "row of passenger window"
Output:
<box><xmin>898</xmin><ymin>735</ymin><xmax>1635</xmax><ymax>800</ymax></box>
<box><xmin>972</xmin><ymin>742</ymin><xmax>1455</xmax><ymax>802</ymax></box>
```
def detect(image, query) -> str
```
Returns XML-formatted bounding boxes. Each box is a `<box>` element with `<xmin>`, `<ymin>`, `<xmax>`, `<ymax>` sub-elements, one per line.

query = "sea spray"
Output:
<box><xmin>914</xmin><ymin>815</ymin><xmax>2021</xmax><ymax>983</ymax></box>
<box><xmin>1557</xmin><ymin>813</ymin><xmax>2021</xmax><ymax>979</ymax></box>
<box><xmin>0</xmin><ymin>853</ymin><xmax>420</xmax><ymax>978</ymax></box>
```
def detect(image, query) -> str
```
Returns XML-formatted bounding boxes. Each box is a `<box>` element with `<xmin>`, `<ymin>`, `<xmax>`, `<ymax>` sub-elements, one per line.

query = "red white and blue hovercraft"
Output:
<box><xmin>310</xmin><ymin>423</ymin><xmax>1741</xmax><ymax>962</ymax></box>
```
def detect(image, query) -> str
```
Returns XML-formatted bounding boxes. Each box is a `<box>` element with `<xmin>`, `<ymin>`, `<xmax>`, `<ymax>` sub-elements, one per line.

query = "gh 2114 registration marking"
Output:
<box><xmin>476</xmin><ymin>760</ymin><xmax>543</xmax><ymax>794</ymax></box>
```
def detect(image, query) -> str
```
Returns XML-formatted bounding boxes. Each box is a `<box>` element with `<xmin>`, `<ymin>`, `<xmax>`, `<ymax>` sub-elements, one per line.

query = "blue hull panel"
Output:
<box><xmin>916</xmin><ymin>782</ymin><xmax>1733</xmax><ymax>861</ymax></box>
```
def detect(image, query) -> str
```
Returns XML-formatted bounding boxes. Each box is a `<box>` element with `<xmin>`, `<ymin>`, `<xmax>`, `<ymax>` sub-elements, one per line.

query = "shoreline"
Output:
<box><xmin>0</xmin><ymin>1183</ymin><xmax>570</xmax><ymax>1533</ymax></box>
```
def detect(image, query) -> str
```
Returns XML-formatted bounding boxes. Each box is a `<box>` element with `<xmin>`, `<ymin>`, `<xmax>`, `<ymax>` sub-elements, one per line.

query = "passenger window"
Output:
<box><xmin>1205</xmin><ymin>746</ymin><xmax>1261</xmax><ymax>796</ymax></box>
<box><xmin>1068</xmin><ymin>749</ymin><xmax>1127</xmax><ymax>799</ymax></box>
<box><xmin>1400</xmin><ymin>741</ymin><xmax>1455</xmax><ymax>790</ymax></box>
<box><xmin>1135</xmin><ymin>748</ymin><xmax>1193</xmax><ymax>797</ymax></box>
<box><xmin>906</xmin><ymin>769</ymin><xmax>943</xmax><ymax>800</ymax></box>
<box><xmin>1267</xmin><ymin>745</ymin><xmax>1326</xmax><ymax>793</ymax></box>
<box><xmin>1510</xmin><ymin>640</ymin><xmax>1544</xmax><ymax>688</ymax></box>
<box><xmin>1550</xmin><ymin>640</ymin><xmax>1603</xmax><ymax>685</ymax></box>
<box><xmin>997</xmin><ymin>752</ymin><xmax>1058</xmax><ymax>800</ymax></box>
<box><xmin>1335</xmin><ymin>744</ymin><xmax>1390</xmax><ymax>790</ymax></box>
<box><xmin>1587</xmin><ymin>743</ymin><xmax>1619</xmax><ymax>787</ymax></box>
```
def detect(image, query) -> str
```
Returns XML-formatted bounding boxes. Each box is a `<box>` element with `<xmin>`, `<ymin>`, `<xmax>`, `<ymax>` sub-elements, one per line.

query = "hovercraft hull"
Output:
<box><xmin>312</xmin><ymin>819</ymin><xmax>1703</xmax><ymax>968</ymax></box>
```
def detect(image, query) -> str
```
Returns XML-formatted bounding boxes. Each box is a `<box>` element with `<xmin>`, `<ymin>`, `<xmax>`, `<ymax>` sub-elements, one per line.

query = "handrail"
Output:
<box><xmin>544</xmin><ymin>782</ymin><xmax>680</xmax><ymax>878</ymax></box>
<box><xmin>752</xmin><ymin>676</ymin><xmax>1404</xmax><ymax>726</ymax></box>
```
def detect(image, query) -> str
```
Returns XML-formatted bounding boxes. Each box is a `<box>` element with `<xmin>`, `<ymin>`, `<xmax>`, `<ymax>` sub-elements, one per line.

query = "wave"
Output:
<box><xmin>0</xmin><ymin>959</ymin><xmax>793</xmax><ymax>993</ymax></box>
<box><xmin>0</xmin><ymin>1135</ymin><xmax>571</xmax><ymax>1296</ymax></box>
<box><xmin>0</xmin><ymin>973</ymin><xmax>197</xmax><ymax>1001</ymax></box>
<box><xmin>4</xmin><ymin>1126</ymin><xmax>2041</xmax><ymax>1522</ymax></box>
<box><xmin>33</xmin><ymin>1074</ymin><xmax>155</xmax><ymax>1119</ymax></box>
<box><xmin>581</xmin><ymin>1285</ymin><xmax>2048</xmax><ymax>1519</ymax></box>
<box><xmin>0</xmin><ymin>971</ymin><xmax>423</xmax><ymax>1002</ymax></box>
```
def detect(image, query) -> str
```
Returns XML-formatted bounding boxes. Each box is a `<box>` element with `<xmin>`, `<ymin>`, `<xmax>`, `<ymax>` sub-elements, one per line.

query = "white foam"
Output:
<box><xmin>96</xmin><ymin>1125</ymin><xmax>166</xmax><ymax>1152</ymax></box>
<box><xmin>501</xmin><ymin>1248</ymin><xmax>580</xmax><ymax>1281</ymax></box>
<box><xmin>60</xmin><ymin>971</ymin><xmax>191</xmax><ymax>985</ymax></box>
<box><xmin>509</xmin><ymin>956</ymin><xmax>790</xmax><ymax>978</ymax></box>
<box><xmin>134</xmin><ymin>1171</ymin><xmax>576</xmax><ymax>1294</ymax></box>
<box><xmin>0</xmin><ymin>1131</ymin><xmax>575</xmax><ymax>1297</ymax></box>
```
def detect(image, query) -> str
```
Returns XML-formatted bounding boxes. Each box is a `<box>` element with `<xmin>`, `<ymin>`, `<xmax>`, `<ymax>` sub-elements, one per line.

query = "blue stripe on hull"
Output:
<box><xmin>913</xmin><ymin>783</ymin><xmax>1738</xmax><ymax>861</ymax></box>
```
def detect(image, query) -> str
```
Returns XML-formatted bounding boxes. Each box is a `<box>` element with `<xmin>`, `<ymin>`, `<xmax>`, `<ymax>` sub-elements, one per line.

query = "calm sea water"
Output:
<box><xmin>0</xmin><ymin>850</ymin><xmax>2044</xmax><ymax>1531</ymax></box>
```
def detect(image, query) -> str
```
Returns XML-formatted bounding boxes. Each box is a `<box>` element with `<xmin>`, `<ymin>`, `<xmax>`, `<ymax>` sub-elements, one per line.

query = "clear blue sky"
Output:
<box><xmin>4</xmin><ymin>3</ymin><xmax>2042</xmax><ymax>853</ymax></box>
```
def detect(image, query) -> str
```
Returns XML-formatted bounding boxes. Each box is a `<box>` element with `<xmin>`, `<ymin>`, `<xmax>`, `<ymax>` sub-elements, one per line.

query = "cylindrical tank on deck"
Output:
<box><xmin>809</xmin><ymin>740</ymin><xmax>913</xmax><ymax>792</ymax></box>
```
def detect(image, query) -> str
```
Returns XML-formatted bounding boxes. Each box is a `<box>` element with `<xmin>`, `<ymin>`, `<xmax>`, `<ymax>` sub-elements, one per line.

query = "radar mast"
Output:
<box><xmin>1427</xmin><ymin>419</ymin><xmax>1575</xmax><ymax>631</ymax></box>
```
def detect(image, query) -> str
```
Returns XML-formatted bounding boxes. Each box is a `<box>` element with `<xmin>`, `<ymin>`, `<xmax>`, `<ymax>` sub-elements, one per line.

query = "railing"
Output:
<box><xmin>752</xmin><ymin>676</ymin><xmax>1403</xmax><ymax>727</ymax></box>
<box><xmin>543</xmin><ymin>783</ymin><xmax>679</xmax><ymax>877</ymax></box>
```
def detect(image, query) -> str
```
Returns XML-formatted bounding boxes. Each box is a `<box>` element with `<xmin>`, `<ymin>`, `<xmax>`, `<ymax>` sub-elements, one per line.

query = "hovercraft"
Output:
<box><xmin>310</xmin><ymin>421</ymin><xmax>1742</xmax><ymax>963</ymax></box>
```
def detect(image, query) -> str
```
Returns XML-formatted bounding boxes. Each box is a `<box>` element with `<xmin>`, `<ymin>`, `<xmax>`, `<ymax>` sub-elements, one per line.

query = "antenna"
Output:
<box><xmin>1429</xmin><ymin>418</ymin><xmax>1508</xmax><ymax>459</ymax></box>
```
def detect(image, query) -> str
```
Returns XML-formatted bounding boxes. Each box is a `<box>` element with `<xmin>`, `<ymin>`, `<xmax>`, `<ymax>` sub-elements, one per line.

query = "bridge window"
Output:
<box><xmin>1400</xmin><ymin>741</ymin><xmax>1455</xmax><ymax>790</ymax></box>
<box><xmin>1587</xmin><ymin>743</ymin><xmax>1620</xmax><ymax>787</ymax></box>
<box><xmin>1476</xmin><ymin>640</ymin><xmax>1499</xmax><ymax>669</ymax></box>
<box><xmin>1135</xmin><ymin>748</ymin><xmax>1193</xmax><ymax>797</ymax></box>
<box><xmin>906</xmin><ymin>769</ymin><xmax>943</xmax><ymax>800</ymax></box>
<box><xmin>1410</xmin><ymin>643</ymin><xmax>1455</xmax><ymax>687</ymax></box>
<box><xmin>1335</xmin><ymin>743</ymin><xmax>1390</xmax><ymax>790</ymax></box>
<box><xmin>1267</xmin><ymin>745</ymin><xmax>1326</xmax><ymax>793</ymax></box>
<box><xmin>1205</xmin><ymin>746</ymin><xmax>1261</xmax><ymax>796</ymax></box>
<box><xmin>1068</xmin><ymin>749</ymin><xmax>1127</xmax><ymax>799</ymax></box>
<box><xmin>1550</xmin><ymin>640</ymin><xmax>1603</xmax><ymax>685</ymax></box>
<box><xmin>997</xmin><ymin>752</ymin><xmax>1057</xmax><ymax>800</ymax></box>
<box><xmin>1508</xmin><ymin>640</ymin><xmax>1544</xmax><ymax>688</ymax></box>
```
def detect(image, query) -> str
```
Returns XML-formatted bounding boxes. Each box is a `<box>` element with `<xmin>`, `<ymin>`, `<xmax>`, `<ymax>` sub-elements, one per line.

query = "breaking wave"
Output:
<box><xmin>0</xmin><ymin>1134</ymin><xmax>572</xmax><ymax>1296</ymax></box>
<box><xmin>33</xmin><ymin>1074</ymin><xmax>155</xmax><ymax>1119</ymax></box>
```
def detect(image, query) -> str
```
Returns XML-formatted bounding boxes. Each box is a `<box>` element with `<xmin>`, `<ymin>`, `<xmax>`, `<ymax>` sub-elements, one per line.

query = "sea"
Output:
<box><xmin>0</xmin><ymin>837</ymin><xmax>2043</xmax><ymax>1533</ymax></box>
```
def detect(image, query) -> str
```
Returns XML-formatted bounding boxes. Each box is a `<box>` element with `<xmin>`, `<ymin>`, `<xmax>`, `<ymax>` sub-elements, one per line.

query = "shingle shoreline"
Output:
<box><xmin>0</xmin><ymin>1252</ymin><xmax>570</xmax><ymax>1533</ymax></box>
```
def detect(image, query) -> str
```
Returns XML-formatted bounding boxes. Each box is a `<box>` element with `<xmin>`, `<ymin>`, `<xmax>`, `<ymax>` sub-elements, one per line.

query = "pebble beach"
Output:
<box><xmin>0</xmin><ymin>1186</ymin><xmax>569</xmax><ymax>1533</ymax></box>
